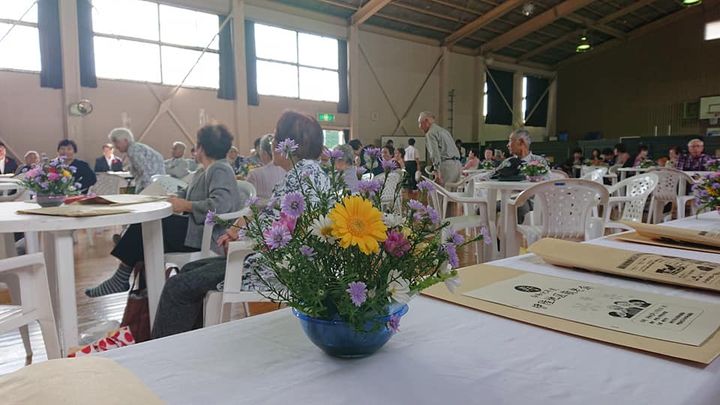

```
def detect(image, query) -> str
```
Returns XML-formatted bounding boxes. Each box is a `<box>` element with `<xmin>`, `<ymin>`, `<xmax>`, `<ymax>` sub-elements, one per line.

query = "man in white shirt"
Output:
<box><xmin>404</xmin><ymin>138</ymin><xmax>420</xmax><ymax>190</ymax></box>
<box><xmin>418</xmin><ymin>111</ymin><xmax>461</xmax><ymax>185</ymax></box>
<box><xmin>164</xmin><ymin>141</ymin><xmax>190</xmax><ymax>179</ymax></box>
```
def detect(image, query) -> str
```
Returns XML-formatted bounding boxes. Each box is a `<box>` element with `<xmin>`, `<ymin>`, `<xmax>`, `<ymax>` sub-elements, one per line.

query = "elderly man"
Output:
<box><xmin>165</xmin><ymin>141</ymin><xmax>190</xmax><ymax>179</ymax></box>
<box><xmin>492</xmin><ymin>129</ymin><xmax>548</xmax><ymax>179</ymax></box>
<box><xmin>109</xmin><ymin>128</ymin><xmax>165</xmax><ymax>193</ymax></box>
<box><xmin>418</xmin><ymin>111</ymin><xmax>461</xmax><ymax>185</ymax></box>
<box><xmin>676</xmin><ymin>138</ymin><xmax>714</xmax><ymax>171</ymax></box>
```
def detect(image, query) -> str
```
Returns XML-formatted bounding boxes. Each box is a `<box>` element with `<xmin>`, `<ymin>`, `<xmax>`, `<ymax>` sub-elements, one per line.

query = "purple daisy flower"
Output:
<box><xmin>353</xmin><ymin>179</ymin><xmax>382</xmax><ymax>197</ymax></box>
<box><xmin>299</xmin><ymin>245</ymin><xmax>316</xmax><ymax>257</ymax></box>
<box><xmin>264</xmin><ymin>223</ymin><xmax>292</xmax><ymax>249</ymax></box>
<box><xmin>426</xmin><ymin>206</ymin><xmax>440</xmax><ymax>225</ymax></box>
<box><xmin>281</xmin><ymin>192</ymin><xmax>305</xmax><ymax>218</ymax></box>
<box><xmin>444</xmin><ymin>243</ymin><xmax>460</xmax><ymax>268</ymax></box>
<box><xmin>417</xmin><ymin>180</ymin><xmax>435</xmax><ymax>192</ymax></box>
<box><xmin>323</xmin><ymin>149</ymin><xmax>344</xmax><ymax>160</ymax></box>
<box><xmin>447</xmin><ymin>230</ymin><xmax>465</xmax><ymax>245</ymax></box>
<box><xmin>381</xmin><ymin>159</ymin><xmax>397</xmax><ymax>172</ymax></box>
<box><xmin>480</xmin><ymin>226</ymin><xmax>492</xmax><ymax>245</ymax></box>
<box><xmin>205</xmin><ymin>210</ymin><xmax>216</xmax><ymax>226</ymax></box>
<box><xmin>346</xmin><ymin>281</ymin><xmax>368</xmax><ymax>307</ymax></box>
<box><xmin>387</xmin><ymin>314</ymin><xmax>401</xmax><ymax>333</ymax></box>
<box><xmin>275</xmin><ymin>138</ymin><xmax>299</xmax><ymax>157</ymax></box>
<box><xmin>356</xmin><ymin>166</ymin><xmax>367</xmax><ymax>176</ymax></box>
<box><xmin>245</xmin><ymin>196</ymin><xmax>259</xmax><ymax>208</ymax></box>
<box><xmin>407</xmin><ymin>199</ymin><xmax>424</xmax><ymax>211</ymax></box>
<box><xmin>365</xmin><ymin>147</ymin><xmax>383</xmax><ymax>160</ymax></box>
<box><xmin>68</xmin><ymin>166</ymin><xmax>77</xmax><ymax>173</ymax></box>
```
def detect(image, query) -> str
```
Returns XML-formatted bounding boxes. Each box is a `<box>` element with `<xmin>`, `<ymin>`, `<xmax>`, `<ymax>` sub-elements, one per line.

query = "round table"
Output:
<box><xmin>0</xmin><ymin>201</ymin><xmax>172</xmax><ymax>354</ymax></box>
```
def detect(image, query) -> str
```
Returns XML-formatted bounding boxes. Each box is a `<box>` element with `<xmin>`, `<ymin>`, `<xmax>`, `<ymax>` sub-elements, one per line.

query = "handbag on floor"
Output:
<box><xmin>121</xmin><ymin>262</ymin><xmax>151</xmax><ymax>343</ymax></box>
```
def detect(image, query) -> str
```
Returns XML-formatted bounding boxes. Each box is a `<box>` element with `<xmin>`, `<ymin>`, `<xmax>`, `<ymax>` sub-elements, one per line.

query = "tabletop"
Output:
<box><xmin>0</xmin><ymin>201</ymin><xmax>172</xmax><ymax>232</ymax></box>
<box><xmin>107</xmin><ymin>171</ymin><xmax>134</xmax><ymax>179</ymax></box>
<box><xmin>473</xmin><ymin>180</ymin><xmax>536</xmax><ymax>190</ymax></box>
<box><xmin>103</xmin><ymin>213</ymin><xmax>720</xmax><ymax>405</ymax></box>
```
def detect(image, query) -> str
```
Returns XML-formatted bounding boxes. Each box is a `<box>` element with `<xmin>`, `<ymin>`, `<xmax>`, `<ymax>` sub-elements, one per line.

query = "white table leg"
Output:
<box><xmin>43</xmin><ymin>230</ymin><xmax>78</xmax><ymax>354</ymax></box>
<box><xmin>501</xmin><ymin>190</ymin><xmax>519</xmax><ymax>258</ymax></box>
<box><xmin>26</xmin><ymin>232</ymin><xmax>40</xmax><ymax>253</ymax></box>
<box><xmin>484</xmin><ymin>189</ymin><xmax>499</xmax><ymax>260</ymax></box>
<box><xmin>142</xmin><ymin>219</ymin><xmax>165</xmax><ymax>327</ymax></box>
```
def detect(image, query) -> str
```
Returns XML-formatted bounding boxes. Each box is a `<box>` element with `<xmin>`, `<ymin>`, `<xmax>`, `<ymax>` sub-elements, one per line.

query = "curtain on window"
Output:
<box><xmin>244</xmin><ymin>20</ymin><xmax>259</xmax><ymax>106</ymax></box>
<box><xmin>485</xmin><ymin>68</ymin><xmax>513</xmax><ymax>125</ymax></box>
<box><xmin>337</xmin><ymin>39</ymin><xmax>349</xmax><ymax>114</ymax></box>
<box><xmin>217</xmin><ymin>15</ymin><xmax>236</xmax><ymax>100</ymax></box>
<box><xmin>38</xmin><ymin>0</ymin><xmax>63</xmax><ymax>88</ymax></box>
<box><xmin>76</xmin><ymin>0</ymin><xmax>96</xmax><ymax>87</ymax></box>
<box><xmin>524</xmin><ymin>76</ymin><xmax>549</xmax><ymax>127</ymax></box>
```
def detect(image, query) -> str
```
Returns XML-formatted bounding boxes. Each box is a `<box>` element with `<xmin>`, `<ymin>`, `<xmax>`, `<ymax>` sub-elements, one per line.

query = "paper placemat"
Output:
<box><xmin>66</xmin><ymin>194</ymin><xmax>166</xmax><ymax>206</ymax></box>
<box><xmin>17</xmin><ymin>206</ymin><xmax>131</xmax><ymax>217</ymax></box>
<box><xmin>612</xmin><ymin>231</ymin><xmax>720</xmax><ymax>254</ymax></box>
<box><xmin>422</xmin><ymin>264</ymin><xmax>720</xmax><ymax>364</ymax></box>
<box><xmin>528</xmin><ymin>238</ymin><xmax>720</xmax><ymax>293</ymax></box>
<box><xmin>0</xmin><ymin>357</ymin><xmax>162</xmax><ymax>404</ymax></box>
<box><xmin>622</xmin><ymin>221</ymin><xmax>720</xmax><ymax>249</ymax></box>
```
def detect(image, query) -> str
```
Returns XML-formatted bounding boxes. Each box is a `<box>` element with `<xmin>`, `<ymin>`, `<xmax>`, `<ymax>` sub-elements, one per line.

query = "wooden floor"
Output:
<box><xmin>0</xmin><ymin>197</ymin><xmax>481</xmax><ymax>376</ymax></box>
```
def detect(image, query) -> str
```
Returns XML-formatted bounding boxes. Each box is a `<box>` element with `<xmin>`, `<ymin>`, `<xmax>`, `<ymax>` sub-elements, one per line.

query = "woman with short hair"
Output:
<box><xmin>334</xmin><ymin>143</ymin><xmax>359</xmax><ymax>191</ymax></box>
<box><xmin>86</xmin><ymin>124</ymin><xmax>245</xmax><ymax>297</ymax></box>
<box><xmin>57</xmin><ymin>139</ymin><xmax>96</xmax><ymax>193</ymax></box>
<box><xmin>152</xmin><ymin>111</ymin><xmax>330</xmax><ymax>338</ymax></box>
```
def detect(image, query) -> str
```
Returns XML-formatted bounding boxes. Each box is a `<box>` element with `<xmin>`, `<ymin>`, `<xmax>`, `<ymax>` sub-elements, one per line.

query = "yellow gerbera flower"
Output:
<box><xmin>62</xmin><ymin>170</ymin><xmax>71</xmax><ymax>177</ymax></box>
<box><xmin>329</xmin><ymin>195</ymin><xmax>387</xmax><ymax>254</ymax></box>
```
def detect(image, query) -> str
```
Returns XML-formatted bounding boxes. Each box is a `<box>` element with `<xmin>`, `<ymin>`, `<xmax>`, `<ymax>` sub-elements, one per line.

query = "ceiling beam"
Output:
<box><xmin>564</xmin><ymin>15</ymin><xmax>626</xmax><ymax>38</ymax></box>
<box><xmin>481</xmin><ymin>0</ymin><xmax>595</xmax><ymax>54</ymax></box>
<box><xmin>517</xmin><ymin>29</ymin><xmax>581</xmax><ymax>62</ymax></box>
<box><xmin>600</xmin><ymin>0</ymin><xmax>657</xmax><ymax>24</ymax></box>
<box><xmin>351</xmin><ymin>0</ymin><xmax>393</xmax><ymax>26</ymax></box>
<box><xmin>557</xmin><ymin>0</ymin><xmax>717</xmax><ymax>68</ymax></box>
<box><xmin>442</xmin><ymin>0</ymin><xmax>524</xmax><ymax>47</ymax></box>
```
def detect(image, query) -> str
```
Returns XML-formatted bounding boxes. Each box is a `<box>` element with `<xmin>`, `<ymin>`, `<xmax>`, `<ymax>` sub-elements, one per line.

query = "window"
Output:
<box><xmin>91</xmin><ymin>0</ymin><xmax>219</xmax><ymax>88</ymax></box>
<box><xmin>322</xmin><ymin>130</ymin><xmax>344</xmax><ymax>149</ymax></box>
<box><xmin>521</xmin><ymin>76</ymin><xmax>528</xmax><ymax>123</ymax></box>
<box><xmin>0</xmin><ymin>0</ymin><xmax>40</xmax><ymax>72</ymax></box>
<box><xmin>706</xmin><ymin>20</ymin><xmax>720</xmax><ymax>41</ymax></box>
<box><xmin>255</xmin><ymin>23</ymin><xmax>339</xmax><ymax>102</ymax></box>
<box><xmin>482</xmin><ymin>81</ymin><xmax>488</xmax><ymax>117</ymax></box>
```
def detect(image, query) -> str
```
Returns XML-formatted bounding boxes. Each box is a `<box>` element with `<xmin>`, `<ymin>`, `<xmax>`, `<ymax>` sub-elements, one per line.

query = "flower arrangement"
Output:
<box><xmin>19</xmin><ymin>157</ymin><xmax>80</xmax><ymax>196</ymax></box>
<box><xmin>519</xmin><ymin>160</ymin><xmax>549</xmax><ymax>181</ymax></box>
<box><xmin>708</xmin><ymin>159</ymin><xmax>719</xmax><ymax>172</ymax></box>
<box><xmin>480</xmin><ymin>160</ymin><xmax>496</xmax><ymax>170</ymax></box>
<box><xmin>693</xmin><ymin>172</ymin><xmax>720</xmax><ymax>213</ymax></box>
<box><xmin>209</xmin><ymin>140</ymin><xmax>487</xmax><ymax>334</ymax></box>
<box><xmin>638</xmin><ymin>159</ymin><xmax>656</xmax><ymax>169</ymax></box>
<box><xmin>235</xmin><ymin>161</ymin><xmax>260</xmax><ymax>180</ymax></box>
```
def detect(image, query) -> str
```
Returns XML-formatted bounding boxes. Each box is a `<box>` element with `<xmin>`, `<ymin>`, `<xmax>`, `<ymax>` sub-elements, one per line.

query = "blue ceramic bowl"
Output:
<box><xmin>293</xmin><ymin>304</ymin><xmax>409</xmax><ymax>358</ymax></box>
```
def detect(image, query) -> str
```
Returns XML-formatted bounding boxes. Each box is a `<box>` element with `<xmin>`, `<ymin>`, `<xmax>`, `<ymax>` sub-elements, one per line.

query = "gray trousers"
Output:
<box><xmin>151</xmin><ymin>256</ymin><xmax>227</xmax><ymax>339</ymax></box>
<box><xmin>439</xmin><ymin>159</ymin><xmax>462</xmax><ymax>185</ymax></box>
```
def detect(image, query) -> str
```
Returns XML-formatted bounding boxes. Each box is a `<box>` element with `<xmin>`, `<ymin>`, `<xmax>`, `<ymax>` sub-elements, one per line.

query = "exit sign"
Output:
<box><xmin>317</xmin><ymin>113</ymin><xmax>335</xmax><ymax>122</ymax></box>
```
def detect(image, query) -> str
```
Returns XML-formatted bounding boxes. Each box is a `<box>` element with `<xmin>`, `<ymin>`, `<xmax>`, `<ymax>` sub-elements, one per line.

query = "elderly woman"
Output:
<box><xmin>151</xmin><ymin>111</ymin><xmax>329</xmax><ymax>338</ymax></box>
<box><xmin>86</xmin><ymin>124</ymin><xmax>245</xmax><ymax>297</ymax></box>
<box><xmin>246</xmin><ymin>133</ymin><xmax>286</xmax><ymax>201</ymax></box>
<box><xmin>58</xmin><ymin>139</ymin><xmax>96</xmax><ymax>194</ymax></box>
<box><xmin>15</xmin><ymin>150</ymin><xmax>40</xmax><ymax>174</ymax></box>
<box><xmin>108</xmin><ymin>128</ymin><xmax>165</xmax><ymax>193</ymax></box>
<box><xmin>333</xmin><ymin>143</ymin><xmax>359</xmax><ymax>191</ymax></box>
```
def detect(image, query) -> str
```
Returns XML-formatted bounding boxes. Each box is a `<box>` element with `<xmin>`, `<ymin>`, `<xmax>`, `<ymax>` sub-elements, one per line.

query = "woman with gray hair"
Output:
<box><xmin>246</xmin><ymin>133</ymin><xmax>286</xmax><ymax>201</ymax></box>
<box><xmin>108</xmin><ymin>128</ymin><xmax>165</xmax><ymax>193</ymax></box>
<box><xmin>333</xmin><ymin>143</ymin><xmax>359</xmax><ymax>191</ymax></box>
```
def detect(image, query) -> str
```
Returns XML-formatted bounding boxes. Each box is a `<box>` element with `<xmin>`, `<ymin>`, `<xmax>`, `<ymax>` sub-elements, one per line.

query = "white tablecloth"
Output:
<box><xmin>104</xmin><ymin>213</ymin><xmax>720</xmax><ymax>404</ymax></box>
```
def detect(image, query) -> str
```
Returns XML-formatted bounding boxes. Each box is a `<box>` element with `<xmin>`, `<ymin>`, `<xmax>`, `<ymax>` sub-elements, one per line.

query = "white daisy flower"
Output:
<box><xmin>387</xmin><ymin>270</ymin><xmax>411</xmax><ymax>304</ymax></box>
<box><xmin>310</xmin><ymin>215</ymin><xmax>335</xmax><ymax>242</ymax></box>
<box><xmin>382</xmin><ymin>213</ymin><xmax>404</xmax><ymax>228</ymax></box>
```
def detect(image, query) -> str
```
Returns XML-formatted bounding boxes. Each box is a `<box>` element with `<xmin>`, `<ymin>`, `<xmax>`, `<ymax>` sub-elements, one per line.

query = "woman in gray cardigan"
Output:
<box><xmin>86</xmin><ymin>124</ymin><xmax>246</xmax><ymax>297</ymax></box>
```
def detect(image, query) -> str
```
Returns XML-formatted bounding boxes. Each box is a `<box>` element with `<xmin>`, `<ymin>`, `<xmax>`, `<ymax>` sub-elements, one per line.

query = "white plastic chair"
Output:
<box><xmin>549</xmin><ymin>169</ymin><xmax>569</xmax><ymax>180</ymax></box>
<box><xmin>203</xmin><ymin>240</ymin><xmax>270</xmax><ymax>326</ymax></box>
<box><xmin>0</xmin><ymin>181</ymin><xmax>24</xmax><ymax>202</ymax></box>
<box><xmin>580</xmin><ymin>165</ymin><xmax>608</xmax><ymax>177</ymax></box>
<box><xmin>88</xmin><ymin>172</ymin><xmax>124</xmax><ymax>196</ymax></box>
<box><xmin>647</xmin><ymin>168</ymin><xmax>686</xmax><ymax>223</ymax></box>
<box><xmin>236</xmin><ymin>180</ymin><xmax>257</xmax><ymax>200</ymax></box>
<box><xmin>580</xmin><ymin>167</ymin><xmax>608</xmax><ymax>184</ymax></box>
<box><xmin>150</xmin><ymin>174</ymin><xmax>188</xmax><ymax>195</ymax></box>
<box><xmin>604</xmin><ymin>173</ymin><xmax>658</xmax><ymax>232</ymax></box>
<box><xmin>164</xmin><ymin>209</ymin><xmax>249</xmax><ymax>272</ymax></box>
<box><xmin>508</xmin><ymin>179</ymin><xmax>609</xmax><ymax>256</ymax></box>
<box><xmin>425</xmin><ymin>177</ymin><xmax>495</xmax><ymax>263</ymax></box>
<box><xmin>0</xmin><ymin>253</ymin><xmax>61</xmax><ymax>360</ymax></box>
<box><xmin>675</xmin><ymin>172</ymin><xmax>702</xmax><ymax>219</ymax></box>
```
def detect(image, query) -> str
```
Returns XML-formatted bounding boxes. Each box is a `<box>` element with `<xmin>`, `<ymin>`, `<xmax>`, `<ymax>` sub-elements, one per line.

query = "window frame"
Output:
<box><xmin>254</xmin><ymin>22</ymin><xmax>340</xmax><ymax>103</ymax></box>
<box><xmin>705</xmin><ymin>20</ymin><xmax>720</xmax><ymax>41</ymax></box>
<box><xmin>0</xmin><ymin>15</ymin><xmax>40</xmax><ymax>74</ymax></box>
<box><xmin>91</xmin><ymin>0</ymin><xmax>220</xmax><ymax>90</ymax></box>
